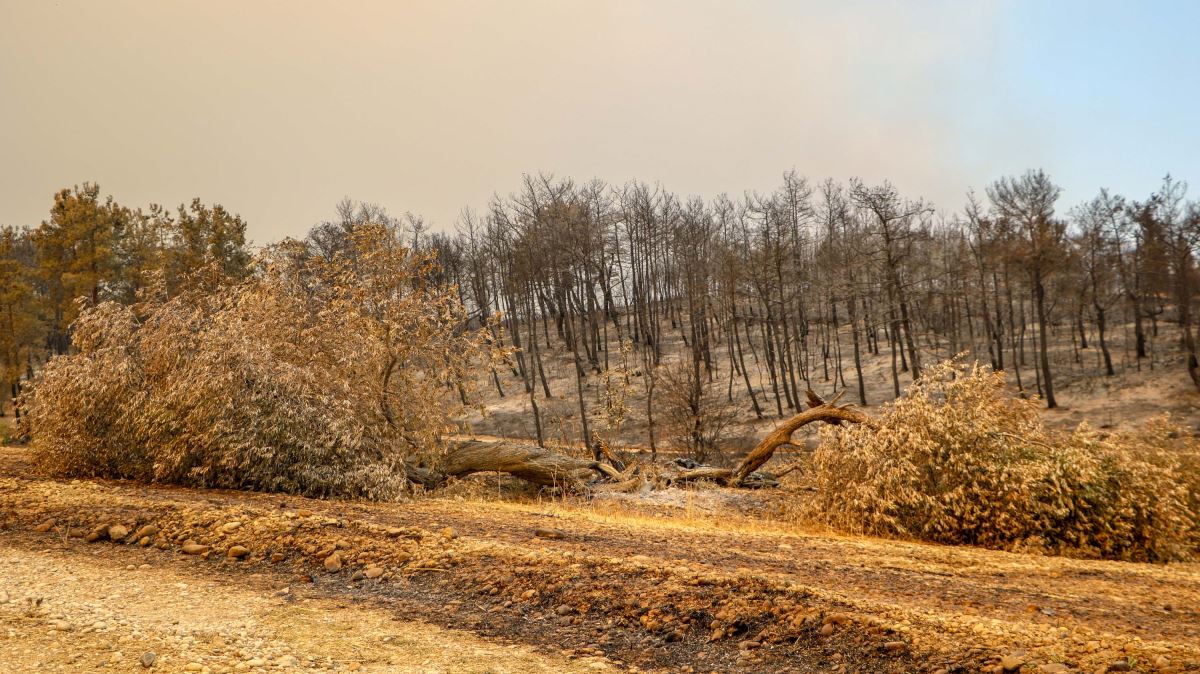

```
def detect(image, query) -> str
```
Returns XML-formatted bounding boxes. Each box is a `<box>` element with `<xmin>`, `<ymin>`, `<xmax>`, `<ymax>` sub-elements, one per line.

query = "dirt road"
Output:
<box><xmin>1</xmin><ymin>447</ymin><xmax>1197</xmax><ymax>673</ymax></box>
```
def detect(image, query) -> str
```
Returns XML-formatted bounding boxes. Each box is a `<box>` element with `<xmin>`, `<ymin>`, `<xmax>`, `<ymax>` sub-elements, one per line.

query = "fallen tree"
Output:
<box><xmin>405</xmin><ymin>439</ymin><xmax>621</xmax><ymax>489</ymax></box>
<box><xmin>428</xmin><ymin>390</ymin><xmax>875</xmax><ymax>491</ymax></box>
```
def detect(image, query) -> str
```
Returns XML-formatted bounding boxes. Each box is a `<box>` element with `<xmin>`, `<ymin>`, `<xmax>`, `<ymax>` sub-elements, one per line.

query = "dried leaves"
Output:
<box><xmin>23</xmin><ymin>223</ymin><xmax>499</xmax><ymax>499</ymax></box>
<box><xmin>803</xmin><ymin>360</ymin><xmax>1199</xmax><ymax>562</ymax></box>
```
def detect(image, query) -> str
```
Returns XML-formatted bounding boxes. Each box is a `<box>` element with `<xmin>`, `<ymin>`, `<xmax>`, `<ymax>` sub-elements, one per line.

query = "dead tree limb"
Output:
<box><xmin>416</xmin><ymin>389</ymin><xmax>874</xmax><ymax>491</ymax></box>
<box><xmin>408</xmin><ymin>439</ymin><xmax>616</xmax><ymax>489</ymax></box>
<box><xmin>730</xmin><ymin>390</ymin><xmax>875</xmax><ymax>486</ymax></box>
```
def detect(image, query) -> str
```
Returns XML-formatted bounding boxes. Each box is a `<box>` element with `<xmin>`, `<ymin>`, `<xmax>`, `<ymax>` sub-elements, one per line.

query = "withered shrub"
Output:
<box><xmin>658</xmin><ymin>358</ymin><xmax>737</xmax><ymax>464</ymax></box>
<box><xmin>803</xmin><ymin>361</ymin><xmax>1198</xmax><ymax>562</ymax></box>
<box><xmin>23</xmin><ymin>224</ymin><xmax>498</xmax><ymax>499</ymax></box>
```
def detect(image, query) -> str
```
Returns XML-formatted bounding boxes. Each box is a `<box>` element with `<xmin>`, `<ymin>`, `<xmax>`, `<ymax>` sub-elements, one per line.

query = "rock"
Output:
<box><xmin>1039</xmin><ymin>665</ymin><xmax>1070</xmax><ymax>673</ymax></box>
<box><xmin>181</xmin><ymin>542</ymin><xmax>210</xmax><ymax>555</ymax></box>
<box><xmin>441</xmin><ymin>526</ymin><xmax>457</xmax><ymax>540</ymax></box>
<box><xmin>86</xmin><ymin>525</ymin><xmax>109</xmax><ymax>543</ymax></box>
<box><xmin>227</xmin><ymin>545</ymin><xmax>250</xmax><ymax>559</ymax></box>
<box><xmin>364</xmin><ymin>566</ymin><xmax>384</xmax><ymax>579</ymax></box>
<box><xmin>883</xmin><ymin>641</ymin><xmax>907</xmax><ymax>653</ymax></box>
<box><xmin>244</xmin><ymin>658</ymin><xmax>265</xmax><ymax>666</ymax></box>
<box><xmin>823</xmin><ymin>612</ymin><xmax>852</xmax><ymax>626</ymax></box>
<box><xmin>555</xmin><ymin>604</ymin><xmax>574</xmax><ymax>616</ymax></box>
<box><xmin>139</xmin><ymin>537</ymin><xmax>151</xmax><ymax>547</ymax></box>
<box><xmin>220</xmin><ymin>521</ymin><xmax>242</xmax><ymax>533</ymax></box>
<box><xmin>139</xmin><ymin>651</ymin><xmax>157</xmax><ymax>668</ymax></box>
<box><xmin>819</xmin><ymin>623</ymin><xmax>835</xmax><ymax>637</ymax></box>
<box><xmin>133</xmin><ymin>524</ymin><xmax>159</xmax><ymax>540</ymax></box>
<box><xmin>350</xmin><ymin>570</ymin><xmax>364</xmax><ymax>581</ymax></box>
<box><xmin>34</xmin><ymin>518</ymin><xmax>56</xmax><ymax>532</ymax></box>
<box><xmin>108</xmin><ymin>524</ymin><xmax>129</xmax><ymax>541</ymax></box>
<box><xmin>184</xmin><ymin>663</ymin><xmax>203</xmax><ymax>672</ymax></box>
<box><xmin>534</xmin><ymin>528</ymin><xmax>566</xmax><ymax>540</ymax></box>
<box><xmin>1106</xmin><ymin>662</ymin><xmax>1131</xmax><ymax>673</ymax></box>
<box><xmin>324</xmin><ymin>551</ymin><xmax>343</xmax><ymax>572</ymax></box>
<box><xmin>1001</xmin><ymin>653</ymin><xmax>1027</xmax><ymax>671</ymax></box>
<box><xmin>270</xmin><ymin>552</ymin><xmax>285</xmax><ymax>563</ymax></box>
<box><xmin>297</xmin><ymin>509</ymin><xmax>314</xmax><ymax>517</ymax></box>
<box><xmin>275</xmin><ymin>654</ymin><xmax>300</xmax><ymax>666</ymax></box>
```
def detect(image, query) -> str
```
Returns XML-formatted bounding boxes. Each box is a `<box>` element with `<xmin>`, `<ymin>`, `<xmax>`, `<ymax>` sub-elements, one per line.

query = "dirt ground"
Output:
<box><xmin>1</xmin><ymin>446</ymin><xmax>1197</xmax><ymax>674</ymax></box>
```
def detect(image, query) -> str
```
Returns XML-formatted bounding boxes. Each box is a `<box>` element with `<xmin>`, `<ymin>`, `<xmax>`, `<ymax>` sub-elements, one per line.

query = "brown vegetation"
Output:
<box><xmin>804</xmin><ymin>361</ymin><xmax>1199</xmax><ymax>562</ymax></box>
<box><xmin>22</xmin><ymin>224</ymin><xmax>496</xmax><ymax>498</ymax></box>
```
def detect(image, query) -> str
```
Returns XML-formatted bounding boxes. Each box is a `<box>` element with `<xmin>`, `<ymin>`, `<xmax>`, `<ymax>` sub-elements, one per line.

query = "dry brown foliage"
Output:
<box><xmin>803</xmin><ymin>360</ymin><xmax>1199</xmax><ymax>561</ymax></box>
<box><xmin>658</xmin><ymin>358</ymin><xmax>737</xmax><ymax>464</ymax></box>
<box><xmin>23</xmin><ymin>224</ymin><xmax>499</xmax><ymax>499</ymax></box>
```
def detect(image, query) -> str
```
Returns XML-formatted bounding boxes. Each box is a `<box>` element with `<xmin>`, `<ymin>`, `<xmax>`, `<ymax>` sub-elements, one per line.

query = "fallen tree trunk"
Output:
<box><xmin>407</xmin><ymin>439</ymin><xmax>619</xmax><ymax>490</ymax></box>
<box><xmin>419</xmin><ymin>390</ymin><xmax>874</xmax><ymax>491</ymax></box>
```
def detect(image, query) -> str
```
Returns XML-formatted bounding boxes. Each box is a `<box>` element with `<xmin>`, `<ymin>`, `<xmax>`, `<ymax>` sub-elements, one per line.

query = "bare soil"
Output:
<box><xmin>1</xmin><ymin>446</ymin><xmax>1197</xmax><ymax>673</ymax></box>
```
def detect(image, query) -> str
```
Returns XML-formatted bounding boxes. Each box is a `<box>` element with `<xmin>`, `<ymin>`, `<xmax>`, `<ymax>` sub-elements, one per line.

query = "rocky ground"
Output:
<box><xmin>1</xmin><ymin>446</ymin><xmax>1198</xmax><ymax>673</ymax></box>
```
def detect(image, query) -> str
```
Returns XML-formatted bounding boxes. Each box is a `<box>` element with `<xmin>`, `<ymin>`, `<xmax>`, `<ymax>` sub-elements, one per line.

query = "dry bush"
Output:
<box><xmin>802</xmin><ymin>360</ymin><xmax>1198</xmax><ymax>562</ymax></box>
<box><xmin>658</xmin><ymin>358</ymin><xmax>737</xmax><ymax>464</ymax></box>
<box><xmin>23</xmin><ymin>224</ymin><xmax>498</xmax><ymax>499</ymax></box>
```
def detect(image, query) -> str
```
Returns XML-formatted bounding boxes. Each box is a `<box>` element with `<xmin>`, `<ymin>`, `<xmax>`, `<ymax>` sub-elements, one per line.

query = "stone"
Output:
<box><xmin>184</xmin><ymin>663</ymin><xmax>203</xmax><ymax>672</ymax></box>
<box><xmin>534</xmin><ymin>528</ymin><xmax>566</xmax><ymax>540</ymax></box>
<box><xmin>181</xmin><ymin>542</ymin><xmax>210</xmax><ymax>555</ymax></box>
<box><xmin>34</xmin><ymin>518</ymin><xmax>56</xmax><ymax>532</ymax></box>
<box><xmin>133</xmin><ymin>524</ymin><xmax>159</xmax><ymax>540</ymax></box>
<box><xmin>364</xmin><ymin>566</ymin><xmax>384</xmax><ymax>579</ymax></box>
<box><xmin>441</xmin><ymin>526</ymin><xmax>457</xmax><ymax>540</ymax></box>
<box><xmin>1039</xmin><ymin>665</ymin><xmax>1071</xmax><ymax>674</ymax></box>
<box><xmin>139</xmin><ymin>651</ymin><xmax>157</xmax><ymax>668</ymax></box>
<box><xmin>108</xmin><ymin>524</ymin><xmax>130</xmax><ymax>541</ymax></box>
<box><xmin>350</xmin><ymin>570</ymin><xmax>364</xmax><ymax>581</ymax></box>
<box><xmin>324</xmin><ymin>551</ymin><xmax>343</xmax><ymax>572</ymax></box>
<box><xmin>1107</xmin><ymin>662</ymin><xmax>1132</xmax><ymax>672</ymax></box>
<box><xmin>883</xmin><ymin>641</ymin><xmax>907</xmax><ymax>653</ymax></box>
<box><xmin>823</xmin><ymin>612</ymin><xmax>852</xmax><ymax>626</ymax></box>
<box><xmin>819</xmin><ymin>623</ymin><xmax>835</xmax><ymax>637</ymax></box>
<box><xmin>275</xmin><ymin>654</ymin><xmax>300</xmax><ymax>666</ymax></box>
<box><xmin>227</xmin><ymin>545</ymin><xmax>250</xmax><ymax>559</ymax></box>
<box><xmin>220</xmin><ymin>521</ymin><xmax>242</xmax><ymax>533</ymax></box>
<box><xmin>1002</xmin><ymin>653</ymin><xmax>1028</xmax><ymax>671</ymax></box>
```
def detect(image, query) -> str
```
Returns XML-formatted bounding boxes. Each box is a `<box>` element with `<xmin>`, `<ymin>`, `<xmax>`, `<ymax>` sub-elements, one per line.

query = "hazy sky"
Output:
<box><xmin>2</xmin><ymin>1</ymin><xmax>1197</xmax><ymax>244</ymax></box>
